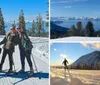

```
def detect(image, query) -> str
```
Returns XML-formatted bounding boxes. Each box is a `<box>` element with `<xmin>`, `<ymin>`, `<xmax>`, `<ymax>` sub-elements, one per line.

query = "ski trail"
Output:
<box><xmin>0</xmin><ymin>36</ymin><xmax>49</xmax><ymax>85</ymax></box>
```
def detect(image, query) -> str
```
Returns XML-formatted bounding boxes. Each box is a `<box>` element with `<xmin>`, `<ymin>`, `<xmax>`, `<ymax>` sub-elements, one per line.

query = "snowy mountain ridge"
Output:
<box><xmin>72</xmin><ymin>51</ymin><xmax>100</xmax><ymax>68</ymax></box>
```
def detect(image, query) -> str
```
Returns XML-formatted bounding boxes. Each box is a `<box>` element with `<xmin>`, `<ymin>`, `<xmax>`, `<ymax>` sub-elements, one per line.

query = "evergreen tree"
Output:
<box><xmin>97</xmin><ymin>30</ymin><xmax>100</xmax><ymax>37</ymax></box>
<box><xmin>76</xmin><ymin>21</ymin><xmax>82</xmax><ymax>36</ymax></box>
<box><xmin>36</xmin><ymin>13</ymin><xmax>43</xmax><ymax>37</ymax></box>
<box><xmin>19</xmin><ymin>9</ymin><xmax>26</xmax><ymax>31</ymax></box>
<box><xmin>0</xmin><ymin>8</ymin><xmax>5</xmax><ymax>35</ymax></box>
<box><xmin>28</xmin><ymin>20</ymin><xmax>36</xmax><ymax>36</ymax></box>
<box><xmin>32</xmin><ymin>20</ymin><xmax>36</xmax><ymax>36</ymax></box>
<box><xmin>46</xmin><ymin>2</ymin><xmax>49</xmax><ymax>27</ymax></box>
<box><xmin>12</xmin><ymin>20</ymin><xmax>16</xmax><ymax>29</ymax></box>
<box><xmin>71</xmin><ymin>25</ymin><xmax>76</xmax><ymax>36</ymax></box>
<box><xmin>85</xmin><ymin>21</ymin><xmax>94</xmax><ymax>37</ymax></box>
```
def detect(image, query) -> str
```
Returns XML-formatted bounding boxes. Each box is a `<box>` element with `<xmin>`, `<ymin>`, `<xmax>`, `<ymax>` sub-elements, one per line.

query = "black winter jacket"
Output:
<box><xmin>0</xmin><ymin>33</ymin><xmax>18</xmax><ymax>52</ymax></box>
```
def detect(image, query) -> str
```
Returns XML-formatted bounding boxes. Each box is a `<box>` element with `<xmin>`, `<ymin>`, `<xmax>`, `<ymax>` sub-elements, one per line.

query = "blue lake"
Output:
<box><xmin>56</xmin><ymin>20</ymin><xmax>100</xmax><ymax>31</ymax></box>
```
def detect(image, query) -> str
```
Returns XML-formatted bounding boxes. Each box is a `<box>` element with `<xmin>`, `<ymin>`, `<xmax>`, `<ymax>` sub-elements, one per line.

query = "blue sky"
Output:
<box><xmin>51</xmin><ymin>0</ymin><xmax>100</xmax><ymax>17</ymax></box>
<box><xmin>50</xmin><ymin>43</ymin><xmax>100</xmax><ymax>66</ymax></box>
<box><xmin>0</xmin><ymin>0</ymin><xmax>48</xmax><ymax>21</ymax></box>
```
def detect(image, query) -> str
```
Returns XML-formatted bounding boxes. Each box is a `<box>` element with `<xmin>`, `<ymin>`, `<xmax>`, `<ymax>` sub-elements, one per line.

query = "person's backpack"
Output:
<box><xmin>21</xmin><ymin>32</ymin><xmax>33</xmax><ymax>51</ymax></box>
<box><xmin>24</xmin><ymin>40</ymin><xmax>33</xmax><ymax>51</ymax></box>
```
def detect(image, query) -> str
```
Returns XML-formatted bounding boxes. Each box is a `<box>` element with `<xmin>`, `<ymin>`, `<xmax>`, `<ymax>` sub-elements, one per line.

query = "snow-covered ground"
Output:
<box><xmin>51</xmin><ymin>68</ymin><xmax>100</xmax><ymax>85</ymax></box>
<box><xmin>51</xmin><ymin>37</ymin><xmax>100</xmax><ymax>42</ymax></box>
<box><xmin>0</xmin><ymin>36</ymin><xmax>49</xmax><ymax>85</ymax></box>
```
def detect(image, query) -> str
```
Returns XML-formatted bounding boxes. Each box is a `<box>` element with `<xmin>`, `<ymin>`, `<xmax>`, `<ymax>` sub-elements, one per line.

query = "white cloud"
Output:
<box><xmin>51</xmin><ymin>0</ymin><xmax>88</xmax><ymax>4</ymax></box>
<box><xmin>60</xmin><ymin>54</ymin><xmax>67</xmax><ymax>58</ymax></box>
<box><xmin>64</xmin><ymin>6</ymin><xmax>72</xmax><ymax>8</ymax></box>
<box><xmin>54</xmin><ymin>48</ymin><xmax>57</xmax><ymax>51</ymax></box>
<box><xmin>51</xmin><ymin>1</ymin><xmax>69</xmax><ymax>4</ymax></box>
<box><xmin>74</xmin><ymin>0</ymin><xmax>88</xmax><ymax>1</ymax></box>
<box><xmin>81</xmin><ymin>43</ymin><xmax>100</xmax><ymax>49</ymax></box>
<box><xmin>60</xmin><ymin>54</ymin><xmax>73</xmax><ymax>64</ymax></box>
<box><xmin>54</xmin><ymin>48</ymin><xmax>60</xmax><ymax>52</ymax></box>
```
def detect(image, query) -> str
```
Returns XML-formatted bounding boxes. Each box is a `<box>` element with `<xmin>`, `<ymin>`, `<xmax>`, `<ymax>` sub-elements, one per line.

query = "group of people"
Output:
<box><xmin>0</xmin><ymin>27</ymin><xmax>34</xmax><ymax>73</ymax></box>
<box><xmin>0</xmin><ymin>26</ymin><xmax>70</xmax><ymax>73</ymax></box>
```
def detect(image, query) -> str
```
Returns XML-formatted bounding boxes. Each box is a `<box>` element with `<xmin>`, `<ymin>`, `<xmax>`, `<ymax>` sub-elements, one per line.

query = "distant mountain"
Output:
<box><xmin>50</xmin><ymin>21</ymin><xmax>69</xmax><ymax>31</ymax></box>
<box><xmin>50</xmin><ymin>21</ymin><xmax>69</xmax><ymax>39</ymax></box>
<box><xmin>51</xmin><ymin>16</ymin><xmax>100</xmax><ymax>21</ymax></box>
<box><xmin>71</xmin><ymin>51</ymin><xmax>100</xmax><ymax>69</ymax></box>
<box><xmin>4</xmin><ymin>21</ymin><xmax>48</xmax><ymax>33</ymax></box>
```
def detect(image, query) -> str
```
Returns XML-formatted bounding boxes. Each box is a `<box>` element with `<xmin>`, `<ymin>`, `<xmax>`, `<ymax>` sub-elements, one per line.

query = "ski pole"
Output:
<box><xmin>31</xmin><ymin>53</ymin><xmax>41</xmax><ymax>79</ymax></box>
<box><xmin>31</xmin><ymin>53</ymin><xmax>38</xmax><ymax>72</ymax></box>
<box><xmin>12</xmin><ymin>55</ymin><xmax>16</xmax><ymax>72</ymax></box>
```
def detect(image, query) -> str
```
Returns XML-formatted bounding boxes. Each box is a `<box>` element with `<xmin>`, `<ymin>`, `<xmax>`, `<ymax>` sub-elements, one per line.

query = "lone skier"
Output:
<box><xmin>62</xmin><ymin>58</ymin><xmax>69</xmax><ymax>71</ymax></box>
<box><xmin>0</xmin><ymin>27</ymin><xmax>18</xmax><ymax>72</ymax></box>
<box><xmin>16</xmin><ymin>27</ymin><xmax>33</xmax><ymax>73</ymax></box>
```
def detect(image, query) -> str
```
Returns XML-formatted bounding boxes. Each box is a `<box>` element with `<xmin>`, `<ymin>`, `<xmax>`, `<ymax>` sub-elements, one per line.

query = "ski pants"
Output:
<box><xmin>64</xmin><ymin>65</ymin><xmax>68</xmax><ymax>71</ymax></box>
<box><xmin>0</xmin><ymin>49</ymin><xmax>13</xmax><ymax>70</ymax></box>
<box><xmin>19</xmin><ymin>48</ymin><xmax>33</xmax><ymax>70</ymax></box>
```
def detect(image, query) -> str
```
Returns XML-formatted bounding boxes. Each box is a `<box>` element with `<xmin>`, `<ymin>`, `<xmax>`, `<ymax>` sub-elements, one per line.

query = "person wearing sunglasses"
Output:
<box><xmin>16</xmin><ymin>27</ymin><xmax>33</xmax><ymax>73</ymax></box>
<box><xmin>0</xmin><ymin>27</ymin><xmax>18</xmax><ymax>73</ymax></box>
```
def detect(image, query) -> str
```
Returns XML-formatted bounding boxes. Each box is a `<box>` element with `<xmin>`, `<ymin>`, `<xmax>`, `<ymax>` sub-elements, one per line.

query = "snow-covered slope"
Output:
<box><xmin>0</xmin><ymin>36</ymin><xmax>49</xmax><ymax>85</ymax></box>
<box><xmin>51</xmin><ymin>37</ymin><xmax>100</xmax><ymax>42</ymax></box>
<box><xmin>72</xmin><ymin>51</ymin><xmax>100</xmax><ymax>68</ymax></box>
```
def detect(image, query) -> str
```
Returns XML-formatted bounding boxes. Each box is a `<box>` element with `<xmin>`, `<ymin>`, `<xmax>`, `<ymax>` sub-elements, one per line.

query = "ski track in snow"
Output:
<box><xmin>0</xmin><ymin>36</ymin><xmax>49</xmax><ymax>85</ymax></box>
<box><xmin>50</xmin><ymin>68</ymin><xmax>100</xmax><ymax>85</ymax></box>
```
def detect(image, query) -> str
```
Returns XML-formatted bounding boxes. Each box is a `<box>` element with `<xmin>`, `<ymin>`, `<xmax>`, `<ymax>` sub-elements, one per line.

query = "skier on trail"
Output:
<box><xmin>0</xmin><ymin>27</ymin><xmax>18</xmax><ymax>73</ymax></box>
<box><xmin>62</xmin><ymin>58</ymin><xmax>69</xmax><ymax>71</ymax></box>
<box><xmin>16</xmin><ymin>27</ymin><xmax>33</xmax><ymax>73</ymax></box>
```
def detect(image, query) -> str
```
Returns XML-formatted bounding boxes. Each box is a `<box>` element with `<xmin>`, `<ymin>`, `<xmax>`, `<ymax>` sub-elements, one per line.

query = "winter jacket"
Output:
<box><xmin>0</xmin><ymin>33</ymin><xmax>18</xmax><ymax>52</ymax></box>
<box><xmin>18</xmin><ymin>32</ymin><xmax>33</xmax><ymax>51</ymax></box>
<box><xmin>63</xmin><ymin>59</ymin><xmax>68</xmax><ymax>66</ymax></box>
